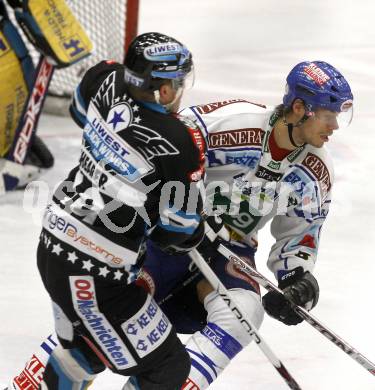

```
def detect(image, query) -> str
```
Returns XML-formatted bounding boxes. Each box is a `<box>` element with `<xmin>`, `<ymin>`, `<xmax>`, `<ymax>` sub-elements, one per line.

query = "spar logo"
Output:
<box><xmin>70</xmin><ymin>276</ymin><xmax>136</xmax><ymax>369</ymax></box>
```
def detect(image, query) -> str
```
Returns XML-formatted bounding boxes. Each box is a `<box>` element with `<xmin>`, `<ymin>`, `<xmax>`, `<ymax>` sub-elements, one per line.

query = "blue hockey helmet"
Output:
<box><xmin>283</xmin><ymin>61</ymin><xmax>353</xmax><ymax>126</ymax></box>
<box><xmin>124</xmin><ymin>32</ymin><xmax>194</xmax><ymax>91</ymax></box>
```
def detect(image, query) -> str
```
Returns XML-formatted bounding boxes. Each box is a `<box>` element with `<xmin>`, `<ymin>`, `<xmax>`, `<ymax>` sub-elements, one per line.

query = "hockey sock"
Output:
<box><xmin>183</xmin><ymin>289</ymin><xmax>264</xmax><ymax>389</ymax></box>
<box><xmin>39</xmin><ymin>345</ymin><xmax>97</xmax><ymax>390</ymax></box>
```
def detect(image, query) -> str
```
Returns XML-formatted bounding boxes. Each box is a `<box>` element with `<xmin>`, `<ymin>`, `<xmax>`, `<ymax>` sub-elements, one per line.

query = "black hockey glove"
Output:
<box><xmin>196</xmin><ymin>214</ymin><xmax>230</xmax><ymax>260</ymax></box>
<box><xmin>162</xmin><ymin>220</ymin><xmax>205</xmax><ymax>256</ymax></box>
<box><xmin>262</xmin><ymin>267</ymin><xmax>319</xmax><ymax>326</ymax></box>
<box><xmin>25</xmin><ymin>135</ymin><xmax>54</xmax><ymax>169</ymax></box>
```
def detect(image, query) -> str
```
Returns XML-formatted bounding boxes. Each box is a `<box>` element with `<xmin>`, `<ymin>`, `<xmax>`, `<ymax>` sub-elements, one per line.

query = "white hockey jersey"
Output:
<box><xmin>181</xmin><ymin>99</ymin><xmax>333</xmax><ymax>280</ymax></box>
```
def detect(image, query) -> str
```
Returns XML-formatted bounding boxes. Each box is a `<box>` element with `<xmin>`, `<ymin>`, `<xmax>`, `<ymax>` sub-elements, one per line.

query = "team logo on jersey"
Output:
<box><xmin>85</xmin><ymin>102</ymin><xmax>153</xmax><ymax>182</ymax></box>
<box><xmin>132</xmin><ymin>127</ymin><xmax>179</xmax><ymax>160</ymax></box>
<box><xmin>106</xmin><ymin>103</ymin><xmax>134</xmax><ymax>132</ymax></box>
<box><xmin>92</xmin><ymin>71</ymin><xmax>116</xmax><ymax>108</ymax></box>
<box><xmin>208</xmin><ymin>128</ymin><xmax>263</xmax><ymax>148</ymax></box>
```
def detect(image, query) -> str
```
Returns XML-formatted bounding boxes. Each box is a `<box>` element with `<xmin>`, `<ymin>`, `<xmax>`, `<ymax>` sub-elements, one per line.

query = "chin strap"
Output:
<box><xmin>283</xmin><ymin>114</ymin><xmax>309</xmax><ymax>148</ymax></box>
<box><xmin>286</xmin><ymin>122</ymin><xmax>300</xmax><ymax>148</ymax></box>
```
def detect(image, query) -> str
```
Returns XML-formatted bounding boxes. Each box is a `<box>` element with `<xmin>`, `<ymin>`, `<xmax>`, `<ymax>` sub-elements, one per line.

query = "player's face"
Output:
<box><xmin>168</xmin><ymin>86</ymin><xmax>184</xmax><ymax>113</ymax></box>
<box><xmin>299</xmin><ymin>109</ymin><xmax>339</xmax><ymax>148</ymax></box>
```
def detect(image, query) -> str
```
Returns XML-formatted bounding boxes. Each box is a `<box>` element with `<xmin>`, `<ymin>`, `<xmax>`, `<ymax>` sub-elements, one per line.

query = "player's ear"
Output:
<box><xmin>292</xmin><ymin>99</ymin><xmax>306</xmax><ymax>116</ymax></box>
<box><xmin>158</xmin><ymin>82</ymin><xmax>175</xmax><ymax>104</ymax></box>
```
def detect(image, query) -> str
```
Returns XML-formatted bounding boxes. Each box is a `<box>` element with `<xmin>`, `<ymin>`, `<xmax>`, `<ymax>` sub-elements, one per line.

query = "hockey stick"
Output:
<box><xmin>189</xmin><ymin>249</ymin><xmax>303</xmax><ymax>390</ymax></box>
<box><xmin>216</xmin><ymin>243</ymin><xmax>375</xmax><ymax>376</ymax></box>
<box><xmin>8</xmin><ymin>56</ymin><xmax>54</xmax><ymax>166</ymax></box>
<box><xmin>157</xmin><ymin>268</ymin><xmax>203</xmax><ymax>306</ymax></box>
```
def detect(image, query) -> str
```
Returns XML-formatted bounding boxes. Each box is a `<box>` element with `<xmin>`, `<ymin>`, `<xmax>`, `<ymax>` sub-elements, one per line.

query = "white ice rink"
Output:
<box><xmin>1</xmin><ymin>0</ymin><xmax>375</xmax><ymax>389</ymax></box>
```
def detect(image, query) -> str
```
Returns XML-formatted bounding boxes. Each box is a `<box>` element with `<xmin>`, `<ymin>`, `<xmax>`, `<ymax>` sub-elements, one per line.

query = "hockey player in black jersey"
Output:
<box><xmin>36</xmin><ymin>32</ymin><xmax>206</xmax><ymax>390</ymax></box>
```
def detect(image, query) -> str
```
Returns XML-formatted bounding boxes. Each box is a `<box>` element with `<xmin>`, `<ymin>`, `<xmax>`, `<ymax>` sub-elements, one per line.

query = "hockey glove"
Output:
<box><xmin>196</xmin><ymin>214</ymin><xmax>230</xmax><ymax>260</ymax></box>
<box><xmin>262</xmin><ymin>267</ymin><xmax>319</xmax><ymax>326</ymax></box>
<box><xmin>162</xmin><ymin>220</ymin><xmax>205</xmax><ymax>256</ymax></box>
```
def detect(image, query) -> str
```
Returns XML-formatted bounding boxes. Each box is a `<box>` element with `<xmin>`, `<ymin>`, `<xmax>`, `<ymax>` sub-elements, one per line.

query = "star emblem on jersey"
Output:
<box><xmin>98</xmin><ymin>266</ymin><xmax>110</xmax><ymax>278</ymax></box>
<box><xmin>108</xmin><ymin>110</ymin><xmax>125</xmax><ymax>130</ymax></box>
<box><xmin>67</xmin><ymin>251</ymin><xmax>78</xmax><ymax>264</ymax></box>
<box><xmin>106</xmin><ymin>102</ymin><xmax>134</xmax><ymax>132</ymax></box>
<box><xmin>51</xmin><ymin>243</ymin><xmax>63</xmax><ymax>255</ymax></box>
<box><xmin>82</xmin><ymin>259</ymin><xmax>94</xmax><ymax>271</ymax></box>
<box><xmin>114</xmin><ymin>270</ymin><xmax>123</xmax><ymax>280</ymax></box>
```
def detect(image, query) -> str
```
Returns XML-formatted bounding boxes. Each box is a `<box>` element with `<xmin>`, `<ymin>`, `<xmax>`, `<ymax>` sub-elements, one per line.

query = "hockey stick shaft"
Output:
<box><xmin>217</xmin><ymin>243</ymin><xmax>375</xmax><ymax>376</ymax></box>
<box><xmin>189</xmin><ymin>249</ymin><xmax>303</xmax><ymax>390</ymax></box>
<box><xmin>9</xmin><ymin>56</ymin><xmax>54</xmax><ymax>165</ymax></box>
<box><xmin>157</xmin><ymin>268</ymin><xmax>202</xmax><ymax>306</ymax></box>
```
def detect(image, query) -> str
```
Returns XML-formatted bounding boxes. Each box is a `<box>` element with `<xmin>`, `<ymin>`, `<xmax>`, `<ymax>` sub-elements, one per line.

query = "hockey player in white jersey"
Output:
<box><xmin>135</xmin><ymin>60</ymin><xmax>354</xmax><ymax>389</ymax></box>
<box><xmin>6</xmin><ymin>61</ymin><xmax>353</xmax><ymax>389</ymax></box>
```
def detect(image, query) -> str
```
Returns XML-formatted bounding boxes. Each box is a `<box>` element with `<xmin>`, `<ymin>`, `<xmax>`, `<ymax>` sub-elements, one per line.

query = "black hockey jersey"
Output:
<box><xmin>42</xmin><ymin>61</ymin><xmax>205</xmax><ymax>282</ymax></box>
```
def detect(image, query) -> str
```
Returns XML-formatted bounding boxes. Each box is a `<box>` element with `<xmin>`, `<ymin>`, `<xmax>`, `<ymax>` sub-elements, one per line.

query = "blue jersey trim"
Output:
<box><xmin>69</xmin><ymin>348</ymin><xmax>94</xmax><ymax>374</ymax></box>
<box><xmin>190</xmin><ymin>106</ymin><xmax>209</xmax><ymax>140</ymax></box>
<box><xmin>137</xmin><ymin>100</ymin><xmax>167</xmax><ymax>114</ymax></box>
<box><xmin>157</xmin><ymin>220</ymin><xmax>197</xmax><ymax>234</ymax></box>
<box><xmin>49</xmin><ymin>355</ymin><xmax>75</xmax><ymax>389</ymax></box>
<box><xmin>71</xmin><ymin>104</ymin><xmax>86</xmax><ymax>127</ymax></box>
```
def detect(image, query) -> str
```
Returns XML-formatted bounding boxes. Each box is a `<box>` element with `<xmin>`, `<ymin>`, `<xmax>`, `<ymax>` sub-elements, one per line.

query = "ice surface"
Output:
<box><xmin>1</xmin><ymin>0</ymin><xmax>375</xmax><ymax>388</ymax></box>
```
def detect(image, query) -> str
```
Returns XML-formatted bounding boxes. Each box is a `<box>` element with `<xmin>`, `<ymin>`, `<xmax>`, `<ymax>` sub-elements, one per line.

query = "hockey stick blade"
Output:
<box><xmin>217</xmin><ymin>243</ymin><xmax>375</xmax><ymax>376</ymax></box>
<box><xmin>189</xmin><ymin>249</ymin><xmax>303</xmax><ymax>389</ymax></box>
